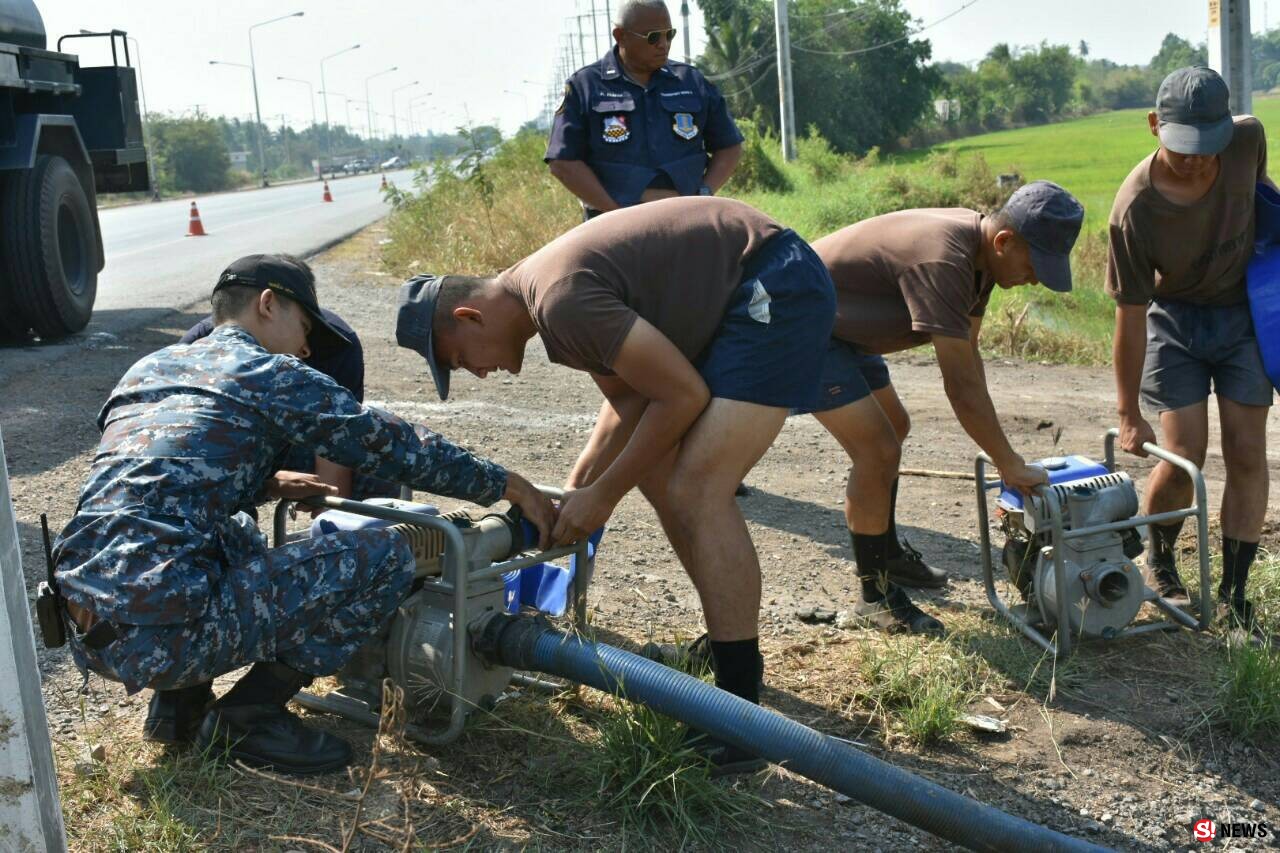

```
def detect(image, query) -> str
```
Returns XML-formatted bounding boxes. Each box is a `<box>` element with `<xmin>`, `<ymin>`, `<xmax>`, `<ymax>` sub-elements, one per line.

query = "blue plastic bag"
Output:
<box><xmin>503</xmin><ymin>524</ymin><xmax>604</xmax><ymax>616</ymax></box>
<box><xmin>1247</xmin><ymin>182</ymin><xmax>1280</xmax><ymax>391</ymax></box>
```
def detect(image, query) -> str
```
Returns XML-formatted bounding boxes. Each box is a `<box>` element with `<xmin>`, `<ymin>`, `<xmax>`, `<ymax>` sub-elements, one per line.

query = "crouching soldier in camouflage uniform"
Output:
<box><xmin>52</xmin><ymin>254</ymin><xmax>556</xmax><ymax>775</ymax></box>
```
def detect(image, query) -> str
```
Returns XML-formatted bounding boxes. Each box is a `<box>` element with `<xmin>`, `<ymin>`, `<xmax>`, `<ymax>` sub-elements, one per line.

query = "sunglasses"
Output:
<box><xmin>625</xmin><ymin>27</ymin><xmax>677</xmax><ymax>45</ymax></box>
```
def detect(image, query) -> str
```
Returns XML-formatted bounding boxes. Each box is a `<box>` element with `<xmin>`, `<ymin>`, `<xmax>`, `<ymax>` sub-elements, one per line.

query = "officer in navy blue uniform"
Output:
<box><xmin>546</xmin><ymin>0</ymin><xmax>743</xmax><ymax>218</ymax></box>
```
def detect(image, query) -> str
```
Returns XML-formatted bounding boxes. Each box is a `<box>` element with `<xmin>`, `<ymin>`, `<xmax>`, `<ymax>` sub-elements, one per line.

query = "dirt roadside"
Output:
<box><xmin>2</xmin><ymin>222</ymin><xmax>1277</xmax><ymax>851</ymax></box>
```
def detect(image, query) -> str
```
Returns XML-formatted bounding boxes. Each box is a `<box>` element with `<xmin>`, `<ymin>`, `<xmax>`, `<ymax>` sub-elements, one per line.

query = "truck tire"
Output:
<box><xmin>1</xmin><ymin>155</ymin><xmax>98</xmax><ymax>339</ymax></box>
<box><xmin>0</xmin><ymin>172</ymin><xmax>33</xmax><ymax>341</ymax></box>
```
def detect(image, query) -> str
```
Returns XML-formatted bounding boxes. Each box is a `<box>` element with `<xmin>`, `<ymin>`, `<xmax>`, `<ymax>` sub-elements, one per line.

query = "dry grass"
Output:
<box><xmin>50</xmin><ymin>556</ymin><xmax>1280</xmax><ymax>850</ymax></box>
<box><xmin>381</xmin><ymin>131</ymin><xmax>580</xmax><ymax>278</ymax></box>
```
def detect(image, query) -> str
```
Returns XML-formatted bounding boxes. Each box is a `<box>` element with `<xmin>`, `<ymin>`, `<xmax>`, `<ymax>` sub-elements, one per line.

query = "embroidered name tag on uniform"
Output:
<box><xmin>603</xmin><ymin>115</ymin><xmax>629</xmax><ymax>143</ymax></box>
<box><xmin>672</xmin><ymin>112</ymin><xmax>698</xmax><ymax>140</ymax></box>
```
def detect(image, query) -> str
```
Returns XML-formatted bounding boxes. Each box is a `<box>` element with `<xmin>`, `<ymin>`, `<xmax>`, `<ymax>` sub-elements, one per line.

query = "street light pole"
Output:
<box><xmin>364</xmin><ymin>66</ymin><xmax>397</xmax><ymax>142</ymax></box>
<box><xmin>391</xmin><ymin>80</ymin><xmax>420</xmax><ymax>141</ymax></box>
<box><xmin>277</xmin><ymin>74</ymin><xmax>318</xmax><ymax>178</ymax></box>
<box><xmin>247</xmin><ymin>11</ymin><xmax>303</xmax><ymax>186</ymax></box>
<box><xmin>209</xmin><ymin>59</ymin><xmax>258</xmax><ymax>169</ymax></box>
<box><xmin>319</xmin><ymin>43</ymin><xmax>360</xmax><ymax>167</ymax></box>
<box><xmin>277</xmin><ymin>75</ymin><xmax>318</xmax><ymax>129</ymax></box>
<box><xmin>319</xmin><ymin>90</ymin><xmax>352</xmax><ymax>133</ymax></box>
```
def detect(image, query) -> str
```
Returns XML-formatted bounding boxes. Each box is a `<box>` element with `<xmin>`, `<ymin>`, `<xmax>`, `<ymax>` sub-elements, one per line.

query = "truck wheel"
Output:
<box><xmin>0</xmin><ymin>173</ymin><xmax>33</xmax><ymax>341</ymax></box>
<box><xmin>2</xmin><ymin>155</ymin><xmax>98</xmax><ymax>339</ymax></box>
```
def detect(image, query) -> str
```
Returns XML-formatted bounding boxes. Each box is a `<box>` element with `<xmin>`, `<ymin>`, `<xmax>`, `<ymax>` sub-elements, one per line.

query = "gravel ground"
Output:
<box><xmin>2</xmin><ymin>222</ymin><xmax>1278</xmax><ymax>850</ymax></box>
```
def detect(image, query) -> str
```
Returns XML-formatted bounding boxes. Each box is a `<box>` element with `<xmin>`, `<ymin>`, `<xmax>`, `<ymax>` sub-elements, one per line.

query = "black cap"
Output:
<box><xmin>214</xmin><ymin>254</ymin><xmax>350</xmax><ymax>356</ymax></box>
<box><xmin>395</xmin><ymin>274</ymin><xmax>450</xmax><ymax>400</ymax></box>
<box><xmin>1156</xmin><ymin>66</ymin><xmax>1234</xmax><ymax>156</ymax></box>
<box><xmin>1001</xmin><ymin>180</ymin><xmax>1085</xmax><ymax>293</ymax></box>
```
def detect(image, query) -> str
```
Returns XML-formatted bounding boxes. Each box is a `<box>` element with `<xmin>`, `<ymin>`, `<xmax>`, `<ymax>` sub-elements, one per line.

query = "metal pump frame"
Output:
<box><xmin>271</xmin><ymin>487</ymin><xmax>593</xmax><ymax>744</ymax></box>
<box><xmin>976</xmin><ymin>428</ymin><xmax>1212</xmax><ymax>657</ymax></box>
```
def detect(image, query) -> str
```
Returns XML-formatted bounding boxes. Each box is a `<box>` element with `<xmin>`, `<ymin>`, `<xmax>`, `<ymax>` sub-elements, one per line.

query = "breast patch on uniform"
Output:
<box><xmin>602</xmin><ymin>115</ymin><xmax>630</xmax><ymax>143</ymax></box>
<box><xmin>672</xmin><ymin>112</ymin><xmax>699</xmax><ymax>140</ymax></box>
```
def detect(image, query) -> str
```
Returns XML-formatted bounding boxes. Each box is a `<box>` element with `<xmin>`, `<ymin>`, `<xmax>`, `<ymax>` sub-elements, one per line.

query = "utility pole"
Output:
<box><xmin>576</xmin><ymin>14</ymin><xmax>587</xmax><ymax>68</ymax></box>
<box><xmin>773</xmin><ymin>0</ymin><xmax>797</xmax><ymax>161</ymax></box>
<box><xmin>1208</xmin><ymin>0</ymin><xmax>1252</xmax><ymax>114</ymax></box>
<box><xmin>591</xmin><ymin>0</ymin><xmax>600</xmax><ymax>57</ymax></box>
<box><xmin>681</xmin><ymin>1</ymin><xmax>692</xmax><ymax>64</ymax></box>
<box><xmin>279</xmin><ymin>114</ymin><xmax>290</xmax><ymax>166</ymax></box>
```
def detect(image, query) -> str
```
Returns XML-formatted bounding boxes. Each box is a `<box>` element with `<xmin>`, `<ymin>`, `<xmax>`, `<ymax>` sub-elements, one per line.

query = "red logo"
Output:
<box><xmin>1194</xmin><ymin>819</ymin><xmax>1217</xmax><ymax>842</ymax></box>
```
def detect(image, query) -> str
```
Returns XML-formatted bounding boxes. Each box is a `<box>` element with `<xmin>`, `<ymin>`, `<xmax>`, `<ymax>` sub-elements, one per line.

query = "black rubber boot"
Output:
<box><xmin>684</xmin><ymin>729</ymin><xmax>768</xmax><ymax>778</ymax></box>
<box><xmin>884</xmin><ymin>537</ymin><xmax>948</xmax><ymax>589</ymax></box>
<box><xmin>194</xmin><ymin>662</ymin><xmax>352</xmax><ymax>776</ymax></box>
<box><xmin>143</xmin><ymin>682</ymin><xmax>214</xmax><ymax>745</ymax></box>
<box><xmin>851</xmin><ymin>584</ymin><xmax>945</xmax><ymax>636</ymax></box>
<box><xmin>196</xmin><ymin>703</ymin><xmax>353</xmax><ymax>775</ymax></box>
<box><xmin>1151</xmin><ymin>561</ymin><xmax>1190</xmax><ymax>604</ymax></box>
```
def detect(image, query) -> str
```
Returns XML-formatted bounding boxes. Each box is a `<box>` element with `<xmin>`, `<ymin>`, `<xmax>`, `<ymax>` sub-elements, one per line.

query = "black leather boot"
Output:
<box><xmin>143</xmin><ymin>682</ymin><xmax>214</xmax><ymax>745</ymax></box>
<box><xmin>194</xmin><ymin>662</ymin><xmax>352</xmax><ymax>776</ymax></box>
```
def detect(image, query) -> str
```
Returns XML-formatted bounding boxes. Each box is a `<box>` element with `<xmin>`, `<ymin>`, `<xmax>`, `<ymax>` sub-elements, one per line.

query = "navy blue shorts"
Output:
<box><xmin>792</xmin><ymin>339</ymin><xmax>891</xmax><ymax>415</ymax></box>
<box><xmin>695</xmin><ymin>230</ymin><xmax>836</xmax><ymax>411</ymax></box>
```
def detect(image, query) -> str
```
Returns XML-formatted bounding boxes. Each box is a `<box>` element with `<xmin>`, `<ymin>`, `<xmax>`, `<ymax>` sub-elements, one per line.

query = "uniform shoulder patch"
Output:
<box><xmin>555</xmin><ymin>82</ymin><xmax>571</xmax><ymax>116</ymax></box>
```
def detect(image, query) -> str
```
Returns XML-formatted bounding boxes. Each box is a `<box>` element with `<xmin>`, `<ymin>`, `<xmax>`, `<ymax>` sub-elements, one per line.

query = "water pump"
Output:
<box><xmin>976</xmin><ymin>429</ymin><xmax>1213</xmax><ymax>656</ymax></box>
<box><xmin>272</xmin><ymin>492</ymin><xmax>595</xmax><ymax>745</ymax></box>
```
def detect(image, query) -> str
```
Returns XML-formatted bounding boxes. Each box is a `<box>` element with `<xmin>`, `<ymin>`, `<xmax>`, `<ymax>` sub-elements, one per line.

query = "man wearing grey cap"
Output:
<box><xmin>805</xmin><ymin>180</ymin><xmax>1085</xmax><ymax>634</ymax></box>
<box><xmin>1108</xmin><ymin>66</ymin><xmax>1273</xmax><ymax>628</ymax></box>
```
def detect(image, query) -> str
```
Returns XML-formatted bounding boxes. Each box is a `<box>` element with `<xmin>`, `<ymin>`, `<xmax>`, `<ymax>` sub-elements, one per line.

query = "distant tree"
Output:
<box><xmin>155</xmin><ymin>118</ymin><xmax>231</xmax><ymax>192</ymax></box>
<box><xmin>1079</xmin><ymin>40</ymin><xmax>1090</xmax><ymax>58</ymax></box>
<box><xmin>701</xmin><ymin>5</ymin><xmax>770</xmax><ymax>122</ymax></box>
<box><xmin>698</xmin><ymin>0</ymin><xmax>936</xmax><ymax>155</ymax></box>
<box><xmin>1006</xmin><ymin>42</ymin><xmax>1077</xmax><ymax>122</ymax></box>
<box><xmin>1253</xmin><ymin>29</ymin><xmax>1280</xmax><ymax>90</ymax></box>
<box><xmin>1149</xmin><ymin>34</ymin><xmax>1207</xmax><ymax>76</ymax></box>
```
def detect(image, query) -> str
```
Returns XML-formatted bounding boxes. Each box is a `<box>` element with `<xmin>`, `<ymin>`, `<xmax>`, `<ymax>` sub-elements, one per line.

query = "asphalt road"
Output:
<box><xmin>0</xmin><ymin>169</ymin><xmax>409</xmax><ymax>382</ymax></box>
<box><xmin>97</xmin><ymin>169</ymin><xmax>409</xmax><ymax>317</ymax></box>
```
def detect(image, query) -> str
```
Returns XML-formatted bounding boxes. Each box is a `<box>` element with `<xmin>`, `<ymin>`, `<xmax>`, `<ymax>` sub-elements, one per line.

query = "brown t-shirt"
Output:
<box><xmin>1106</xmin><ymin>116</ymin><xmax>1268</xmax><ymax>306</ymax></box>
<box><xmin>811</xmin><ymin>208</ymin><xmax>993</xmax><ymax>355</ymax></box>
<box><xmin>499</xmin><ymin>196</ymin><xmax>783</xmax><ymax>374</ymax></box>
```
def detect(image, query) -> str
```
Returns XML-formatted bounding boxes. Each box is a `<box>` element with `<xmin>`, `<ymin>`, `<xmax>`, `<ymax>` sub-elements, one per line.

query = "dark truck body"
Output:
<box><xmin>0</xmin><ymin>0</ymin><xmax>148</xmax><ymax>339</ymax></box>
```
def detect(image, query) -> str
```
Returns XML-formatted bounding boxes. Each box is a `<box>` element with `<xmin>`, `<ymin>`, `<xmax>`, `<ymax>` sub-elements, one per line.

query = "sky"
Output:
<box><xmin>37</xmin><ymin>0</ymin><xmax>1268</xmax><ymax>140</ymax></box>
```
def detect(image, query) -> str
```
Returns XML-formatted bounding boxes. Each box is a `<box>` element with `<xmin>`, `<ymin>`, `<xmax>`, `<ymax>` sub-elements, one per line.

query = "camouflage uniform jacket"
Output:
<box><xmin>53</xmin><ymin>325</ymin><xmax>507</xmax><ymax>627</ymax></box>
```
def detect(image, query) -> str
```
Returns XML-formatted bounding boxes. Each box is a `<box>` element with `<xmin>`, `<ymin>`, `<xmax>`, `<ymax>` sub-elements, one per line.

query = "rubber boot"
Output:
<box><xmin>195</xmin><ymin>662</ymin><xmax>352</xmax><ymax>776</ymax></box>
<box><xmin>143</xmin><ymin>682</ymin><xmax>214</xmax><ymax>745</ymax></box>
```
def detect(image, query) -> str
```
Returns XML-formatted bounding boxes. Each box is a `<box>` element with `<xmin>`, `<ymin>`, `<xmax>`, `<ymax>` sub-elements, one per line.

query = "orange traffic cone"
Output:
<box><xmin>380</xmin><ymin>174</ymin><xmax>388</xmax><ymax>190</ymax></box>
<box><xmin>186</xmin><ymin>201</ymin><xmax>207</xmax><ymax>237</ymax></box>
<box><xmin>322</xmin><ymin>180</ymin><xmax>333</xmax><ymax>203</ymax></box>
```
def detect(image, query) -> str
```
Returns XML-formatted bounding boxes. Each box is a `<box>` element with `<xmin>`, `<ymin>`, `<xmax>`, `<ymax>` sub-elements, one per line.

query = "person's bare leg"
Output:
<box><xmin>1217</xmin><ymin>398</ymin><xmax>1269</xmax><ymax>540</ymax></box>
<box><xmin>814</xmin><ymin>396</ymin><xmax>943</xmax><ymax>632</ymax></box>
<box><xmin>636</xmin><ymin>448</ymin><xmax>695</xmax><ymax>570</ymax></box>
<box><xmin>665</xmin><ymin>399</ymin><xmax>788</xmax><ymax>642</ymax></box>
<box><xmin>1216</xmin><ymin>397</ymin><xmax>1269</xmax><ymax>621</ymax></box>
<box><xmin>1146</xmin><ymin>402</ymin><xmax>1209</xmax><ymax>513</ymax></box>
<box><xmin>814</xmin><ymin>396</ymin><xmax>900</xmax><ymax>535</ymax></box>
<box><xmin>1145</xmin><ymin>402</ymin><xmax>1209</xmax><ymax>599</ymax></box>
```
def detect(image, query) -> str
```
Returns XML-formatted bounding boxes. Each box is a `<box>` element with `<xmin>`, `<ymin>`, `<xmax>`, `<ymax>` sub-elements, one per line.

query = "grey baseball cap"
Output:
<box><xmin>395</xmin><ymin>274</ymin><xmax>451</xmax><ymax>400</ymax></box>
<box><xmin>1156</xmin><ymin>66</ymin><xmax>1234</xmax><ymax>155</ymax></box>
<box><xmin>1002</xmin><ymin>180</ymin><xmax>1085</xmax><ymax>293</ymax></box>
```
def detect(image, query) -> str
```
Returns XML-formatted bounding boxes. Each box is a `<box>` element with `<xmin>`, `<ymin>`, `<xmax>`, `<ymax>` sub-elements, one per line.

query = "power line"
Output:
<box><xmin>791</xmin><ymin>0</ymin><xmax>983</xmax><ymax>58</ymax></box>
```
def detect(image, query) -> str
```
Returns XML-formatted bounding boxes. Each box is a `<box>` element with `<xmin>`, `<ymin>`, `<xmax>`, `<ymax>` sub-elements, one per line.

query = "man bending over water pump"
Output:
<box><xmin>805</xmin><ymin>180</ymin><xmax>1085</xmax><ymax>633</ymax></box>
<box><xmin>50</xmin><ymin>254</ymin><xmax>555</xmax><ymax>776</ymax></box>
<box><xmin>397</xmin><ymin>196</ymin><xmax>836</xmax><ymax>774</ymax></box>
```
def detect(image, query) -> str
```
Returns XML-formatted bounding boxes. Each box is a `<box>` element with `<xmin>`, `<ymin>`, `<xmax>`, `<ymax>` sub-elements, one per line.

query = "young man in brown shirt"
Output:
<box><xmin>396</xmin><ymin>196</ymin><xmax>836</xmax><ymax>773</ymax></box>
<box><xmin>1108</xmin><ymin>67</ymin><xmax>1273</xmax><ymax>627</ymax></box>
<box><xmin>806</xmin><ymin>181</ymin><xmax>1085</xmax><ymax>633</ymax></box>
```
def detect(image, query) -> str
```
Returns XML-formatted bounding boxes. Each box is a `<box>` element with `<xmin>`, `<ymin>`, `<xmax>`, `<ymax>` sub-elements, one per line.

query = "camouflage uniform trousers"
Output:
<box><xmin>74</xmin><ymin>527</ymin><xmax>414</xmax><ymax>693</ymax></box>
